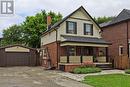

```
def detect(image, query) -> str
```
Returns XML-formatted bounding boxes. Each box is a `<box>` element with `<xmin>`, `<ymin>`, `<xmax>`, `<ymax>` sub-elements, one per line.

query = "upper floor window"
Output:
<box><xmin>84</xmin><ymin>23</ymin><xmax>93</xmax><ymax>35</ymax></box>
<box><xmin>66</xmin><ymin>21</ymin><xmax>77</xmax><ymax>34</ymax></box>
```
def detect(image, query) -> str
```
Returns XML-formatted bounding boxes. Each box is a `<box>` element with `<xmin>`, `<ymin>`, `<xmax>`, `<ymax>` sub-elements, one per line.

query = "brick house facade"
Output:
<box><xmin>101</xmin><ymin>9</ymin><xmax>130</xmax><ymax>69</ymax></box>
<box><xmin>41</xmin><ymin>6</ymin><xmax>111</xmax><ymax>72</ymax></box>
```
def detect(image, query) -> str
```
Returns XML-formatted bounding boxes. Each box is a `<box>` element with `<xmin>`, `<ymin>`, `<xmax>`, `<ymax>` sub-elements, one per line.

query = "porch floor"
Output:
<box><xmin>59</xmin><ymin>62</ymin><xmax>112</xmax><ymax>65</ymax></box>
<box><xmin>94</xmin><ymin>62</ymin><xmax>112</xmax><ymax>65</ymax></box>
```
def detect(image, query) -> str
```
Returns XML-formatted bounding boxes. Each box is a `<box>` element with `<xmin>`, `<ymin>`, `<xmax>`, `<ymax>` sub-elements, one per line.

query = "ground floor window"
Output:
<box><xmin>68</xmin><ymin>46</ymin><xmax>76</xmax><ymax>56</ymax></box>
<box><xmin>83</xmin><ymin>47</ymin><xmax>93</xmax><ymax>56</ymax></box>
<box><xmin>119</xmin><ymin>46</ymin><xmax>123</xmax><ymax>55</ymax></box>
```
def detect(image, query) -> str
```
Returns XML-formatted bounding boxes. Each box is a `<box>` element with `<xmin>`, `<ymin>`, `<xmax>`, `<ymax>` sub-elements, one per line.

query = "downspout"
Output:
<box><xmin>55</xmin><ymin>28</ymin><xmax>59</xmax><ymax>68</ymax></box>
<box><xmin>126</xmin><ymin>21</ymin><xmax>129</xmax><ymax>58</ymax></box>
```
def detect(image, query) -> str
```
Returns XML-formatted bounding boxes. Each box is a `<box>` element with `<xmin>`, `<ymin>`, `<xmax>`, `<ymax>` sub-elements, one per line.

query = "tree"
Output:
<box><xmin>2</xmin><ymin>24</ymin><xmax>24</xmax><ymax>46</ymax></box>
<box><xmin>21</xmin><ymin>10</ymin><xmax>62</xmax><ymax>48</ymax></box>
<box><xmin>94</xmin><ymin>16</ymin><xmax>115</xmax><ymax>24</ymax></box>
<box><xmin>2</xmin><ymin>10</ymin><xmax>62</xmax><ymax>48</ymax></box>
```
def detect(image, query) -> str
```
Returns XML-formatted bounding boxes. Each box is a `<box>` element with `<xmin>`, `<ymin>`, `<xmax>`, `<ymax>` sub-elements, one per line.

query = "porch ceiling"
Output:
<box><xmin>60</xmin><ymin>42</ymin><xmax>109</xmax><ymax>47</ymax></box>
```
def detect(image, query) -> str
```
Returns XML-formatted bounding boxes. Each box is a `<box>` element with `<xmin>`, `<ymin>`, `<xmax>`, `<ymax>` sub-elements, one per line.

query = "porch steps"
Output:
<box><xmin>95</xmin><ymin>63</ymin><xmax>113</xmax><ymax>70</ymax></box>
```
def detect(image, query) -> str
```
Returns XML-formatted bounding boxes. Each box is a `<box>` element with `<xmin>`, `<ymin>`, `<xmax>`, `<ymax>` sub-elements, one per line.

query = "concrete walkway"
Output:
<box><xmin>57</xmin><ymin>70</ymin><xmax>125</xmax><ymax>81</ymax></box>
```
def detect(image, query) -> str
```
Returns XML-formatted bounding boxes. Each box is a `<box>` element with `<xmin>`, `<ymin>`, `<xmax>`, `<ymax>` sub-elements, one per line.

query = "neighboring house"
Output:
<box><xmin>41</xmin><ymin>6</ymin><xmax>111</xmax><ymax>72</ymax></box>
<box><xmin>101</xmin><ymin>9</ymin><xmax>130</xmax><ymax>69</ymax></box>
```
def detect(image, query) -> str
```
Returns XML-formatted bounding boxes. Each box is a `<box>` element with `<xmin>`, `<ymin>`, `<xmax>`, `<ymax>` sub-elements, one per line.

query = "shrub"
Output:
<box><xmin>73</xmin><ymin>67</ymin><xmax>101</xmax><ymax>74</ymax></box>
<box><xmin>125</xmin><ymin>69</ymin><xmax>130</xmax><ymax>74</ymax></box>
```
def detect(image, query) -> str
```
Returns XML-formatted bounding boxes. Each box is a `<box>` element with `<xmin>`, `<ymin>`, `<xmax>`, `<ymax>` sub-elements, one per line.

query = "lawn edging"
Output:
<box><xmin>58</xmin><ymin>70</ymin><xmax>124</xmax><ymax>82</ymax></box>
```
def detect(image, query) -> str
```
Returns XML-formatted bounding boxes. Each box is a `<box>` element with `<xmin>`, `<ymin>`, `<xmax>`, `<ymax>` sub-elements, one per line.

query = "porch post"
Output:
<box><xmin>106</xmin><ymin>47</ymin><xmax>108</xmax><ymax>62</ymax></box>
<box><xmin>80</xmin><ymin>47</ymin><xmax>83</xmax><ymax>63</ymax></box>
<box><xmin>67</xmin><ymin>46</ymin><xmax>70</xmax><ymax>63</ymax></box>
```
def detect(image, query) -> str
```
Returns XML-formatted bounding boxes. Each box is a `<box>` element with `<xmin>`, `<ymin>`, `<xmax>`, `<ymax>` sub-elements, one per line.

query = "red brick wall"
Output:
<box><xmin>102</xmin><ymin>21</ymin><xmax>130</xmax><ymax>62</ymax></box>
<box><xmin>128</xmin><ymin>21</ymin><xmax>130</xmax><ymax>39</ymax></box>
<box><xmin>64</xmin><ymin>64</ymin><xmax>82</xmax><ymax>72</ymax></box>
<box><xmin>41</xmin><ymin>42</ymin><xmax>58</xmax><ymax>68</ymax></box>
<box><xmin>60</xmin><ymin>46</ymin><xmax>66</xmax><ymax>56</ymax></box>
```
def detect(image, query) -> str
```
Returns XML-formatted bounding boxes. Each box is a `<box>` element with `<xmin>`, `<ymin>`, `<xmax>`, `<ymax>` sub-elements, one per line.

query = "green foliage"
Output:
<box><xmin>2</xmin><ymin>10</ymin><xmax>62</xmax><ymax>48</ymax></box>
<box><xmin>73</xmin><ymin>67</ymin><xmax>101</xmax><ymax>74</ymax></box>
<box><xmin>125</xmin><ymin>69</ymin><xmax>130</xmax><ymax>74</ymax></box>
<box><xmin>94</xmin><ymin>16</ymin><xmax>114</xmax><ymax>24</ymax></box>
<box><xmin>2</xmin><ymin>24</ymin><xmax>24</xmax><ymax>46</ymax></box>
<box><xmin>82</xmin><ymin>74</ymin><xmax>130</xmax><ymax>87</ymax></box>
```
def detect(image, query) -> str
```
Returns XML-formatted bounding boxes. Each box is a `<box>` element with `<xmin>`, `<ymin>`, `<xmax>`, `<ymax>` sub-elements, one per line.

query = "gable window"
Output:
<box><xmin>84</xmin><ymin>23</ymin><xmax>93</xmax><ymax>35</ymax></box>
<box><xmin>66</xmin><ymin>21</ymin><xmax>77</xmax><ymax>34</ymax></box>
<box><xmin>119</xmin><ymin>46</ymin><xmax>123</xmax><ymax>55</ymax></box>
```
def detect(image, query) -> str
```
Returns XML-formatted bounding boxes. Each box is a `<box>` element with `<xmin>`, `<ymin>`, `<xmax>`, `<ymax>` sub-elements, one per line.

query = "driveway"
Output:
<box><xmin>0</xmin><ymin>67</ymin><xmax>91</xmax><ymax>87</ymax></box>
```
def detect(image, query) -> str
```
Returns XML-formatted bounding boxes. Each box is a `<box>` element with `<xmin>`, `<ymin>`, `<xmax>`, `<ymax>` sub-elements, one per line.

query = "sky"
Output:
<box><xmin>0</xmin><ymin>0</ymin><xmax>130</xmax><ymax>37</ymax></box>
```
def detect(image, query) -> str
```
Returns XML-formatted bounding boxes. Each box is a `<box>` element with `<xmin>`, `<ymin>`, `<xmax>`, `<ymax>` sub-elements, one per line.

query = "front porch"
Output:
<box><xmin>59</xmin><ymin>46</ymin><xmax>112</xmax><ymax>72</ymax></box>
<box><xmin>60</xmin><ymin>46</ymin><xmax>109</xmax><ymax>63</ymax></box>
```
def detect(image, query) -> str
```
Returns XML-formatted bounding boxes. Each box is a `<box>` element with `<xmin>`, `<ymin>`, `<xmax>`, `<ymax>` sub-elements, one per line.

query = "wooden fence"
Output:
<box><xmin>114</xmin><ymin>55</ymin><xmax>130</xmax><ymax>69</ymax></box>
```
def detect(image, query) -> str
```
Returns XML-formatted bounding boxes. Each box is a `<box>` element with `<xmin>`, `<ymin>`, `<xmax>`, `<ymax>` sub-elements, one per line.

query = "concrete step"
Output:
<box><xmin>95</xmin><ymin>63</ymin><xmax>113</xmax><ymax>70</ymax></box>
<box><xmin>101</xmin><ymin>67</ymin><xmax>113</xmax><ymax>70</ymax></box>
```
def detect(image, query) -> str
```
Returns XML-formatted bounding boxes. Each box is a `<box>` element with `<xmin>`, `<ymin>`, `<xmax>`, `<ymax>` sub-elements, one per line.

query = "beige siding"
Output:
<box><xmin>83</xmin><ymin>56</ymin><xmax>93</xmax><ymax>62</ymax></box>
<box><xmin>41</xmin><ymin>8</ymin><xmax>101</xmax><ymax>45</ymax></box>
<box><xmin>70</xmin><ymin>10</ymin><xmax>89</xmax><ymax>20</ymax></box>
<box><xmin>97</xmin><ymin>56</ymin><xmax>106</xmax><ymax>63</ymax></box>
<box><xmin>41</xmin><ymin>30</ymin><xmax>56</xmax><ymax>45</ymax></box>
<box><xmin>57</xmin><ymin>10</ymin><xmax>101</xmax><ymax>41</ymax></box>
<box><xmin>60</xmin><ymin>56</ymin><xmax>93</xmax><ymax>63</ymax></box>
<box><xmin>5</xmin><ymin>46</ymin><xmax>30</xmax><ymax>52</ymax></box>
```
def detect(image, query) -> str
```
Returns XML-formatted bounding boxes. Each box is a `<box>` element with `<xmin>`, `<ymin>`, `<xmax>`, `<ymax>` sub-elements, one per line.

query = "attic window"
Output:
<box><xmin>84</xmin><ymin>23</ymin><xmax>93</xmax><ymax>35</ymax></box>
<box><xmin>66</xmin><ymin>21</ymin><xmax>77</xmax><ymax>34</ymax></box>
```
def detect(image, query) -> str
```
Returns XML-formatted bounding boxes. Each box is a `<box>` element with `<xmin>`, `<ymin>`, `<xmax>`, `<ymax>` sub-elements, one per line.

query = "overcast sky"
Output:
<box><xmin>0</xmin><ymin>0</ymin><xmax>130</xmax><ymax>37</ymax></box>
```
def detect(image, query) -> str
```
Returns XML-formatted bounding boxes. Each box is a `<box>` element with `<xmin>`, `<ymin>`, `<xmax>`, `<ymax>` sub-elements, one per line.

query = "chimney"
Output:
<box><xmin>47</xmin><ymin>15</ymin><xmax>52</xmax><ymax>29</ymax></box>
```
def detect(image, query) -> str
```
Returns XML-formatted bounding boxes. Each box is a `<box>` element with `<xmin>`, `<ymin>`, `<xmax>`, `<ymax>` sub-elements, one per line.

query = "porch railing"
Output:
<box><xmin>60</xmin><ymin>56</ymin><xmax>93</xmax><ymax>63</ymax></box>
<box><xmin>60</xmin><ymin>56</ymin><xmax>107</xmax><ymax>63</ymax></box>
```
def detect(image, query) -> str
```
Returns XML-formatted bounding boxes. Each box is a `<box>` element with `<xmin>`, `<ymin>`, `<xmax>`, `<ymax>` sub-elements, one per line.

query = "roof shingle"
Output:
<box><xmin>61</xmin><ymin>35</ymin><xmax>111</xmax><ymax>45</ymax></box>
<box><xmin>100</xmin><ymin>9</ymin><xmax>130</xmax><ymax>27</ymax></box>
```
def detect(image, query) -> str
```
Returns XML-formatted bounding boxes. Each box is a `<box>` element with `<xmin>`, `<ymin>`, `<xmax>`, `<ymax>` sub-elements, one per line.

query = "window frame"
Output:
<box><xmin>66</xmin><ymin>21</ymin><xmax>77</xmax><ymax>34</ymax></box>
<box><xmin>119</xmin><ymin>46</ymin><xmax>123</xmax><ymax>56</ymax></box>
<box><xmin>84</xmin><ymin>23</ymin><xmax>93</xmax><ymax>35</ymax></box>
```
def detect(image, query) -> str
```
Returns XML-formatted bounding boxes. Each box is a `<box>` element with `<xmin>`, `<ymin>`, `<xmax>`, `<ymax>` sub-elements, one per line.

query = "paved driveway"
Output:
<box><xmin>0</xmin><ymin>67</ymin><xmax>91</xmax><ymax>87</ymax></box>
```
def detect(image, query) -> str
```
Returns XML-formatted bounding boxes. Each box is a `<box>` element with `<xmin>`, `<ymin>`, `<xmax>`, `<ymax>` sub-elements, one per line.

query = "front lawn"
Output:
<box><xmin>82</xmin><ymin>74</ymin><xmax>130</xmax><ymax>87</ymax></box>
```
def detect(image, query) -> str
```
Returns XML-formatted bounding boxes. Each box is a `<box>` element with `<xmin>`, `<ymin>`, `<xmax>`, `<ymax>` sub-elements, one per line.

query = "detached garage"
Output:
<box><xmin>0</xmin><ymin>45</ymin><xmax>38</xmax><ymax>67</ymax></box>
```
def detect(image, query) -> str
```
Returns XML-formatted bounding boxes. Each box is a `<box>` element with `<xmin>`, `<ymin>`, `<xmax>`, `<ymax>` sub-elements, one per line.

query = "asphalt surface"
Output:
<box><xmin>0</xmin><ymin>67</ymin><xmax>91</xmax><ymax>87</ymax></box>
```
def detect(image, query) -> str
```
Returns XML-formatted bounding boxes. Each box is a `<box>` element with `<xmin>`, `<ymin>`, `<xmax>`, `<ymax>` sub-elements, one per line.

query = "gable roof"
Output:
<box><xmin>0</xmin><ymin>44</ymin><xmax>36</xmax><ymax>50</ymax></box>
<box><xmin>43</xmin><ymin>6</ymin><xmax>101</xmax><ymax>35</ymax></box>
<box><xmin>100</xmin><ymin>9</ymin><xmax>130</xmax><ymax>28</ymax></box>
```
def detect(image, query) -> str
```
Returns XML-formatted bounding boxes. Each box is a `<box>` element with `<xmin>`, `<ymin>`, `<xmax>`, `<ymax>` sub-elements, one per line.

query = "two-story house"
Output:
<box><xmin>101</xmin><ymin>9</ymin><xmax>130</xmax><ymax>69</ymax></box>
<box><xmin>41</xmin><ymin>6</ymin><xmax>111</xmax><ymax>72</ymax></box>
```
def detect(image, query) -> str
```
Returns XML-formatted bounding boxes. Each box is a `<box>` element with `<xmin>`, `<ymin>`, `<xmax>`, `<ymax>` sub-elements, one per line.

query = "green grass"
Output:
<box><xmin>125</xmin><ymin>69</ymin><xmax>130</xmax><ymax>74</ymax></box>
<box><xmin>82</xmin><ymin>74</ymin><xmax>130</xmax><ymax>87</ymax></box>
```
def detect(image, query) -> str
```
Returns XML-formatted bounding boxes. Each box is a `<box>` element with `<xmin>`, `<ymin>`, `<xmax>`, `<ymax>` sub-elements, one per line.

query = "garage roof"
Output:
<box><xmin>0</xmin><ymin>44</ymin><xmax>36</xmax><ymax>50</ymax></box>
